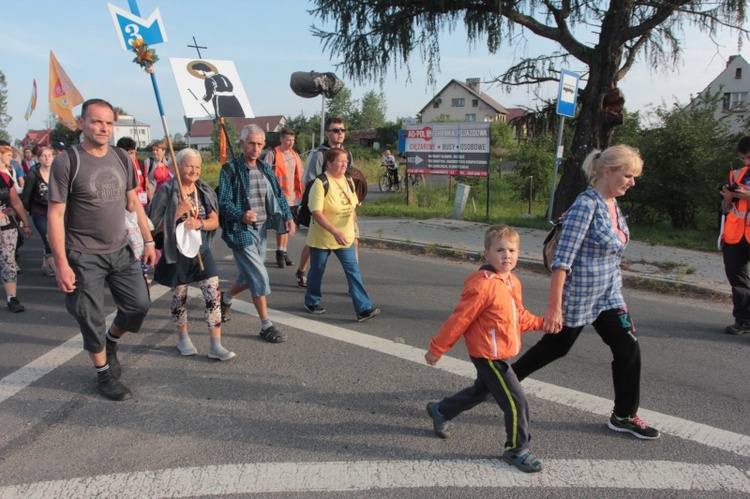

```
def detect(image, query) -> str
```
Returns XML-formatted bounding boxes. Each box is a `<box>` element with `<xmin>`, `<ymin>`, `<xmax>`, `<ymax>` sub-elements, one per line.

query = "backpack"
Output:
<box><xmin>296</xmin><ymin>173</ymin><xmax>330</xmax><ymax>227</ymax></box>
<box><xmin>215</xmin><ymin>162</ymin><xmax>235</xmax><ymax>230</ymax></box>
<box><xmin>542</xmin><ymin>221</ymin><xmax>562</xmax><ymax>272</ymax></box>
<box><xmin>295</xmin><ymin>173</ymin><xmax>357</xmax><ymax>227</ymax></box>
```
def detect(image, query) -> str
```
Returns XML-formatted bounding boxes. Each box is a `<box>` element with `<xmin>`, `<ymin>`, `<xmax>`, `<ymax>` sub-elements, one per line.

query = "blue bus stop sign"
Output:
<box><xmin>556</xmin><ymin>69</ymin><xmax>580</xmax><ymax>117</ymax></box>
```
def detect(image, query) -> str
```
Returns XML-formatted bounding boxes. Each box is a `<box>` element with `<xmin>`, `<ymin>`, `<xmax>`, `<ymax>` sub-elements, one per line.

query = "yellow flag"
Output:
<box><xmin>49</xmin><ymin>51</ymin><xmax>83</xmax><ymax>130</ymax></box>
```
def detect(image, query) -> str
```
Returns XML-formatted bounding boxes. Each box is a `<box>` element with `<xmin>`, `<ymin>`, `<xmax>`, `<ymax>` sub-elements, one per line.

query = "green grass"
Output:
<box><xmin>199</xmin><ymin>156</ymin><xmax>718</xmax><ymax>252</ymax></box>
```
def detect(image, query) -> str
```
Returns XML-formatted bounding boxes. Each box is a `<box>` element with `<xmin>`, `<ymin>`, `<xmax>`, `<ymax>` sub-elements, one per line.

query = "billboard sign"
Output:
<box><xmin>403</xmin><ymin>122</ymin><xmax>490</xmax><ymax>177</ymax></box>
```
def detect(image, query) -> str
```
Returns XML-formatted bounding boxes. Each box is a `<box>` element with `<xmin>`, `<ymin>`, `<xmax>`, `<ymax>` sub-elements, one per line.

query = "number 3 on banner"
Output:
<box><xmin>125</xmin><ymin>23</ymin><xmax>143</xmax><ymax>47</ymax></box>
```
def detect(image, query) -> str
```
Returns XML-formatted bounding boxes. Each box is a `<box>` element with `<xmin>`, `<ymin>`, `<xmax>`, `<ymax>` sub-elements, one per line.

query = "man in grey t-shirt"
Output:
<box><xmin>48</xmin><ymin>98</ymin><xmax>156</xmax><ymax>401</ymax></box>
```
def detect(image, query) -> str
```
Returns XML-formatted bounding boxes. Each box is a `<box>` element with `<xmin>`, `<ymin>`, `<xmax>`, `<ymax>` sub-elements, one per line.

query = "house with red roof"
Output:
<box><xmin>22</xmin><ymin>129</ymin><xmax>52</xmax><ymax>148</ymax></box>
<box><xmin>186</xmin><ymin>115</ymin><xmax>287</xmax><ymax>150</ymax></box>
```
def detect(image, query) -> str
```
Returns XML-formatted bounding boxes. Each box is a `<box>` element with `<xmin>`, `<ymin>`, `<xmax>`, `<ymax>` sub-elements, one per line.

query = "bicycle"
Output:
<box><xmin>378</xmin><ymin>170</ymin><xmax>402</xmax><ymax>192</ymax></box>
<box><xmin>406</xmin><ymin>172</ymin><xmax>422</xmax><ymax>187</ymax></box>
<box><xmin>378</xmin><ymin>163</ymin><xmax>402</xmax><ymax>192</ymax></box>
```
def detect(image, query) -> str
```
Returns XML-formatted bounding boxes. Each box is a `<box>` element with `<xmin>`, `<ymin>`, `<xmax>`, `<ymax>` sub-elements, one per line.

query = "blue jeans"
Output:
<box><xmin>31</xmin><ymin>212</ymin><xmax>51</xmax><ymax>255</ymax></box>
<box><xmin>305</xmin><ymin>245</ymin><xmax>372</xmax><ymax>315</ymax></box>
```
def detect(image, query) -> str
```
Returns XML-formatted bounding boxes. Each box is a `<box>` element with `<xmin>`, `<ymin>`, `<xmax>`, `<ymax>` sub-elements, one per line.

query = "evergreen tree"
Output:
<box><xmin>0</xmin><ymin>70</ymin><xmax>11</xmax><ymax>142</ymax></box>
<box><xmin>353</xmin><ymin>90</ymin><xmax>387</xmax><ymax>129</ymax></box>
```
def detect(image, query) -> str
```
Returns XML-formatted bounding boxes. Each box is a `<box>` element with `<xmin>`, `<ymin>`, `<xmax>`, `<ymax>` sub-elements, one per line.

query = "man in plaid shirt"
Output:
<box><xmin>218</xmin><ymin>124</ymin><xmax>295</xmax><ymax>343</ymax></box>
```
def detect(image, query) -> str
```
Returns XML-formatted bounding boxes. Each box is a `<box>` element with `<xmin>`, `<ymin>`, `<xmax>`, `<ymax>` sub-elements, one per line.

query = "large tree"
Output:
<box><xmin>310</xmin><ymin>0</ymin><xmax>748</xmax><ymax>216</ymax></box>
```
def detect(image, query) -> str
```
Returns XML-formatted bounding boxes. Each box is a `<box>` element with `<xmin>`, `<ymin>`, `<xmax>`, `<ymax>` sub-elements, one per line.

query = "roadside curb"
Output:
<box><xmin>359</xmin><ymin>236</ymin><xmax>730</xmax><ymax>299</ymax></box>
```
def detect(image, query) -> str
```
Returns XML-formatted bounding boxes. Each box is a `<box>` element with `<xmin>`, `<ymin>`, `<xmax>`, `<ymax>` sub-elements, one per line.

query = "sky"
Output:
<box><xmin>1</xmin><ymin>0</ymin><xmax>748</xmax><ymax>143</ymax></box>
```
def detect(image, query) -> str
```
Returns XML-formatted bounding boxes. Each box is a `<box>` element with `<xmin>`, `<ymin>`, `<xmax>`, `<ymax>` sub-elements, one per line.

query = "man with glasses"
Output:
<box><xmin>295</xmin><ymin>118</ymin><xmax>354</xmax><ymax>288</ymax></box>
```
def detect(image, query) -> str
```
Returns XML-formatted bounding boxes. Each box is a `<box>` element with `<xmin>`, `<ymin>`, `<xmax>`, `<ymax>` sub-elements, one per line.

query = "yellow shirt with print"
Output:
<box><xmin>306</xmin><ymin>172</ymin><xmax>359</xmax><ymax>250</ymax></box>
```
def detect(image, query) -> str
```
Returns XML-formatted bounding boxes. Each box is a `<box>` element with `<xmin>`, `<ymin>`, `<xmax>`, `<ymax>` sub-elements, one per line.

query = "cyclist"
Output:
<box><xmin>381</xmin><ymin>150</ymin><xmax>399</xmax><ymax>191</ymax></box>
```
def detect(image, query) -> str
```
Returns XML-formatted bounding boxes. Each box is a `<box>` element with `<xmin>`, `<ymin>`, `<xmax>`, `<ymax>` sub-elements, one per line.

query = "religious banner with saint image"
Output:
<box><xmin>169</xmin><ymin>58</ymin><xmax>254</xmax><ymax>119</ymax></box>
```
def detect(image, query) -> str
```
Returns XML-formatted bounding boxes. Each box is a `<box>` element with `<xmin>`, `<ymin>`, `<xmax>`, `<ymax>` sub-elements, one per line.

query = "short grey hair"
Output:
<box><xmin>240</xmin><ymin>124</ymin><xmax>265</xmax><ymax>142</ymax></box>
<box><xmin>175</xmin><ymin>148</ymin><xmax>201</xmax><ymax>167</ymax></box>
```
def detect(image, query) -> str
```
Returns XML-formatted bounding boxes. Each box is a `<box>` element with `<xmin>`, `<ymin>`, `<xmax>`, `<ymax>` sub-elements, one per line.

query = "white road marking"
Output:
<box><xmin>233</xmin><ymin>300</ymin><xmax>750</xmax><ymax>458</ymax></box>
<box><xmin>0</xmin><ymin>459</ymin><xmax>747</xmax><ymax>497</ymax></box>
<box><xmin>0</xmin><ymin>285</ymin><xmax>170</xmax><ymax>405</ymax></box>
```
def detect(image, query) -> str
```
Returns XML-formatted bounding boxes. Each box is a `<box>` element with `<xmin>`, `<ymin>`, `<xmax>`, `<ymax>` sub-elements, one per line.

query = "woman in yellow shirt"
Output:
<box><xmin>304</xmin><ymin>148</ymin><xmax>380</xmax><ymax>322</ymax></box>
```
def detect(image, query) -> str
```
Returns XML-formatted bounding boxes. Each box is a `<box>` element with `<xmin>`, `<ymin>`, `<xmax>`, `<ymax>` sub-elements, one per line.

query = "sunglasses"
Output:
<box><xmin>327</xmin><ymin>128</ymin><xmax>346</xmax><ymax>133</ymax></box>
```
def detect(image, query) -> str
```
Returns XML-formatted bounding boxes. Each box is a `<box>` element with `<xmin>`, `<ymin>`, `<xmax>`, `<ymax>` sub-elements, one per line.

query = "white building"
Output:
<box><xmin>690</xmin><ymin>55</ymin><xmax>750</xmax><ymax>135</ymax></box>
<box><xmin>418</xmin><ymin>78</ymin><xmax>509</xmax><ymax>123</ymax></box>
<box><xmin>417</xmin><ymin>78</ymin><xmax>528</xmax><ymax>141</ymax></box>
<box><xmin>111</xmin><ymin>114</ymin><xmax>152</xmax><ymax>148</ymax></box>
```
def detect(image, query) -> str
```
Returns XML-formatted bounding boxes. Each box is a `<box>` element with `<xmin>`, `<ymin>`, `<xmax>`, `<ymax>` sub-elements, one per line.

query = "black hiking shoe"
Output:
<box><xmin>97</xmin><ymin>371</ymin><xmax>132</xmax><ymax>401</ymax></box>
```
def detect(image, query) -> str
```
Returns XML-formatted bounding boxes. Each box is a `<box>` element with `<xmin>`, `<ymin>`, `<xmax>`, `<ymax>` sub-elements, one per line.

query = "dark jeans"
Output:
<box><xmin>387</xmin><ymin>168</ymin><xmax>399</xmax><ymax>187</ymax></box>
<box><xmin>438</xmin><ymin>357</ymin><xmax>530</xmax><ymax>453</ymax></box>
<box><xmin>31</xmin><ymin>212</ymin><xmax>51</xmax><ymax>255</ymax></box>
<box><xmin>722</xmin><ymin>238</ymin><xmax>750</xmax><ymax>322</ymax></box>
<box><xmin>512</xmin><ymin>308</ymin><xmax>641</xmax><ymax>418</ymax></box>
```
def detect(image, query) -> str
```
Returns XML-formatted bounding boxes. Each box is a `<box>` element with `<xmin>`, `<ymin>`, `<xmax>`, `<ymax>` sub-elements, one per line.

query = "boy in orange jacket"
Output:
<box><xmin>425</xmin><ymin>225</ymin><xmax>552</xmax><ymax>473</ymax></box>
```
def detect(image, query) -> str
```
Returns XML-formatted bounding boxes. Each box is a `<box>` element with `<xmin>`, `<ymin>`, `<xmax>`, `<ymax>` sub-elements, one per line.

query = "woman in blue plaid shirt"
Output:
<box><xmin>513</xmin><ymin>145</ymin><xmax>661</xmax><ymax>440</ymax></box>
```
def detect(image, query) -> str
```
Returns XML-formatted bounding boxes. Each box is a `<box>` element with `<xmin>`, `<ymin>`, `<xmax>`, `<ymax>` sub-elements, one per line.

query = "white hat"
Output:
<box><xmin>175</xmin><ymin>221</ymin><xmax>202</xmax><ymax>258</ymax></box>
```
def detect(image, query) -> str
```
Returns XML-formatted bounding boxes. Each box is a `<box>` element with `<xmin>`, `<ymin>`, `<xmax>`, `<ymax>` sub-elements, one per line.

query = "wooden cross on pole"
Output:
<box><xmin>187</xmin><ymin>36</ymin><xmax>207</xmax><ymax>58</ymax></box>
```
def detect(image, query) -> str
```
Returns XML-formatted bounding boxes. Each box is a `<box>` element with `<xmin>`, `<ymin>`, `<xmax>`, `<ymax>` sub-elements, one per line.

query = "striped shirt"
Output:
<box><xmin>218</xmin><ymin>156</ymin><xmax>292</xmax><ymax>250</ymax></box>
<box><xmin>552</xmin><ymin>188</ymin><xmax>628</xmax><ymax>327</ymax></box>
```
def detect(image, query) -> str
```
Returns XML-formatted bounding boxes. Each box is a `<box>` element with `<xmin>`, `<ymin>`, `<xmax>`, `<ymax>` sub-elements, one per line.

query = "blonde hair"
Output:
<box><xmin>484</xmin><ymin>224</ymin><xmax>519</xmax><ymax>250</ymax></box>
<box><xmin>582</xmin><ymin>144</ymin><xmax>643</xmax><ymax>186</ymax></box>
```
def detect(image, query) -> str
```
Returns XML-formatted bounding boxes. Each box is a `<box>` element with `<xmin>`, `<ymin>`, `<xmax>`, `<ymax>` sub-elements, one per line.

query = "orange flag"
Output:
<box><xmin>219</xmin><ymin>118</ymin><xmax>227</xmax><ymax>164</ymax></box>
<box><xmin>49</xmin><ymin>51</ymin><xmax>83</xmax><ymax>130</ymax></box>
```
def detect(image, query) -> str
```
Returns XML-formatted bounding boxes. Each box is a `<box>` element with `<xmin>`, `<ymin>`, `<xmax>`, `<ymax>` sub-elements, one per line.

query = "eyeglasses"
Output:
<box><xmin>327</xmin><ymin>128</ymin><xmax>346</xmax><ymax>133</ymax></box>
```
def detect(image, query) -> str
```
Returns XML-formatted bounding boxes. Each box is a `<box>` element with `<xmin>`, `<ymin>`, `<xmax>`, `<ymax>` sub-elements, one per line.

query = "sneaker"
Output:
<box><xmin>106</xmin><ymin>342</ymin><xmax>122</xmax><ymax>380</ymax></box>
<box><xmin>283</xmin><ymin>251</ymin><xmax>294</xmax><ymax>266</ymax></box>
<box><xmin>501</xmin><ymin>450</ymin><xmax>543</xmax><ymax>473</ymax></box>
<box><xmin>426</xmin><ymin>402</ymin><xmax>451</xmax><ymax>438</ymax></box>
<box><xmin>275</xmin><ymin>250</ymin><xmax>286</xmax><ymax>269</ymax></box>
<box><xmin>220</xmin><ymin>292</ymin><xmax>231</xmax><ymax>323</ymax></box>
<box><xmin>356</xmin><ymin>308</ymin><xmax>381</xmax><ymax>322</ymax></box>
<box><xmin>208</xmin><ymin>347</ymin><xmax>236</xmax><ymax>361</ymax></box>
<box><xmin>304</xmin><ymin>303</ymin><xmax>326</xmax><ymax>315</ymax></box>
<box><xmin>97</xmin><ymin>372</ymin><xmax>132</xmax><ymax>401</ymax></box>
<box><xmin>7</xmin><ymin>297</ymin><xmax>25</xmax><ymax>313</ymax></box>
<box><xmin>607</xmin><ymin>413</ymin><xmax>661</xmax><ymax>439</ymax></box>
<box><xmin>725</xmin><ymin>321</ymin><xmax>750</xmax><ymax>335</ymax></box>
<box><xmin>259</xmin><ymin>325</ymin><xmax>287</xmax><ymax>343</ymax></box>
<box><xmin>295</xmin><ymin>270</ymin><xmax>307</xmax><ymax>288</ymax></box>
<box><xmin>45</xmin><ymin>267</ymin><xmax>56</xmax><ymax>277</ymax></box>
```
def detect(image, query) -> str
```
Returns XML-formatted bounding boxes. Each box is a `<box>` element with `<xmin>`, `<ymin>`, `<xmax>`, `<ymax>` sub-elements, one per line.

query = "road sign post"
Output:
<box><xmin>547</xmin><ymin>70</ymin><xmax>580</xmax><ymax>221</ymax></box>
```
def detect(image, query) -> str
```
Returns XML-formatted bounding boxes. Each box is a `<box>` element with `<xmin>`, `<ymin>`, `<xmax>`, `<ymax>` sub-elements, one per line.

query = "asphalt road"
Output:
<box><xmin>0</xmin><ymin>232</ymin><xmax>748</xmax><ymax>497</ymax></box>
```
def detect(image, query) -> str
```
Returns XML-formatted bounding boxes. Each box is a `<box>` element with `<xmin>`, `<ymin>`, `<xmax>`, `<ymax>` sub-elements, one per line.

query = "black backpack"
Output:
<box><xmin>296</xmin><ymin>174</ymin><xmax>330</xmax><ymax>227</ymax></box>
<box><xmin>215</xmin><ymin>162</ymin><xmax>235</xmax><ymax>230</ymax></box>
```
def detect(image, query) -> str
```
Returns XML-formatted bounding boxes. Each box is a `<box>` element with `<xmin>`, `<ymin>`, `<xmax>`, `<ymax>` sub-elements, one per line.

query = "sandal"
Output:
<box><xmin>259</xmin><ymin>325</ymin><xmax>287</xmax><ymax>343</ymax></box>
<box><xmin>295</xmin><ymin>270</ymin><xmax>307</xmax><ymax>288</ymax></box>
<box><xmin>501</xmin><ymin>450</ymin><xmax>543</xmax><ymax>473</ymax></box>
